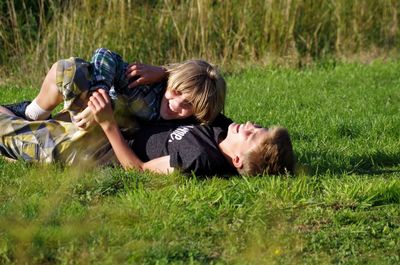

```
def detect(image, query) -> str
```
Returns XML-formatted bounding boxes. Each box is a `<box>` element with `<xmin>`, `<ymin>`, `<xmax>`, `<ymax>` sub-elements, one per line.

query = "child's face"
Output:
<box><xmin>160</xmin><ymin>89</ymin><xmax>194</xmax><ymax>120</ymax></box>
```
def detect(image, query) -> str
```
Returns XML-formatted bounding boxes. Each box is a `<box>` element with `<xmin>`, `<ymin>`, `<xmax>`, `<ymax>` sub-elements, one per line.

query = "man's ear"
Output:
<box><xmin>233</xmin><ymin>154</ymin><xmax>243</xmax><ymax>169</ymax></box>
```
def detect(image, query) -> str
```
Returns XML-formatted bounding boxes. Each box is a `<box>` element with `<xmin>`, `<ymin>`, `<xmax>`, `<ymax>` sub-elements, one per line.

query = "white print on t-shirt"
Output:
<box><xmin>168</xmin><ymin>126</ymin><xmax>194</xmax><ymax>142</ymax></box>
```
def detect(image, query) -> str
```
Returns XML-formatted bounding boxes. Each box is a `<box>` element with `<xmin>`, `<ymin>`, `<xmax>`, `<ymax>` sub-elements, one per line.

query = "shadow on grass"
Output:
<box><xmin>298</xmin><ymin>150</ymin><xmax>400</xmax><ymax>176</ymax></box>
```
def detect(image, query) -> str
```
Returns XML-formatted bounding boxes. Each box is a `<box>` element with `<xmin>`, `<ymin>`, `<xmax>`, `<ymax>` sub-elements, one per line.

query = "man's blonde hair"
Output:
<box><xmin>238</xmin><ymin>127</ymin><xmax>295</xmax><ymax>176</ymax></box>
<box><xmin>166</xmin><ymin>60</ymin><xmax>226</xmax><ymax>124</ymax></box>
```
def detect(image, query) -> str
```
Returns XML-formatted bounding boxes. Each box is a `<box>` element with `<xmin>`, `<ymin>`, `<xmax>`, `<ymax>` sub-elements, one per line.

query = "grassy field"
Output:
<box><xmin>0</xmin><ymin>61</ymin><xmax>399</xmax><ymax>264</ymax></box>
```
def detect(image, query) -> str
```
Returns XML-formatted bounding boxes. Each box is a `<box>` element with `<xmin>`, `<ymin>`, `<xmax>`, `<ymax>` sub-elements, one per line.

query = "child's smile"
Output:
<box><xmin>159</xmin><ymin>89</ymin><xmax>194</xmax><ymax>120</ymax></box>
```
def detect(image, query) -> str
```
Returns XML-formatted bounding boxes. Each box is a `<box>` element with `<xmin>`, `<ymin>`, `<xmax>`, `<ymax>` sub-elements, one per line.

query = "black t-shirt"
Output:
<box><xmin>127</xmin><ymin>115</ymin><xmax>236</xmax><ymax>176</ymax></box>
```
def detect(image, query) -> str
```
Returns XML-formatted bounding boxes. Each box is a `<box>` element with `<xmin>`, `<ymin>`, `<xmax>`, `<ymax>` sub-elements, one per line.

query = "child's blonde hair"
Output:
<box><xmin>238</xmin><ymin>127</ymin><xmax>295</xmax><ymax>176</ymax></box>
<box><xmin>166</xmin><ymin>60</ymin><xmax>226</xmax><ymax>124</ymax></box>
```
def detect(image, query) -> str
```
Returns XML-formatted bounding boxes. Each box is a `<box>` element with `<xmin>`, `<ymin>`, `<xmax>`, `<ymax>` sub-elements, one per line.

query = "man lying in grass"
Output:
<box><xmin>0</xmin><ymin>94</ymin><xmax>295</xmax><ymax>176</ymax></box>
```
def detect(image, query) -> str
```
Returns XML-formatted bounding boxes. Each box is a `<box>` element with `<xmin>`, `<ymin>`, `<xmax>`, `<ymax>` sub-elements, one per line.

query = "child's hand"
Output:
<box><xmin>88</xmin><ymin>89</ymin><xmax>115</xmax><ymax>127</ymax></box>
<box><xmin>73</xmin><ymin>106</ymin><xmax>96</xmax><ymax>130</ymax></box>
<box><xmin>126</xmin><ymin>63</ymin><xmax>167</xmax><ymax>88</ymax></box>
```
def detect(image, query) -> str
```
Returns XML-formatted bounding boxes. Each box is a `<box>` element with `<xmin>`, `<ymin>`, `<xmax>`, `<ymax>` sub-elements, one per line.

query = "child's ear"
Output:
<box><xmin>233</xmin><ymin>155</ymin><xmax>243</xmax><ymax>169</ymax></box>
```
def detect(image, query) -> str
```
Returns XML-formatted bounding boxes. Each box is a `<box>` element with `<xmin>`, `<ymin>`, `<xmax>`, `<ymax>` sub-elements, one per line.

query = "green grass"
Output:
<box><xmin>1</xmin><ymin>61</ymin><xmax>400</xmax><ymax>264</ymax></box>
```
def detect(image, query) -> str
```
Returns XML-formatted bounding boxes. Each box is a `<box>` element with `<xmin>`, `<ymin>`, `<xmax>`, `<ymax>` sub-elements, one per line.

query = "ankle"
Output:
<box><xmin>25</xmin><ymin>100</ymin><xmax>52</xmax><ymax>120</ymax></box>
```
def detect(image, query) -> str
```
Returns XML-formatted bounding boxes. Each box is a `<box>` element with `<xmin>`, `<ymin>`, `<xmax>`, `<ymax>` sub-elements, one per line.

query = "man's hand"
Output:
<box><xmin>73</xmin><ymin>106</ymin><xmax>96</xmax><ymax>130</ymax></box>
<box><xmin>126</xmin><ymin>63</ymin><xmax>167</xmax><ymax>88</ymax></box>
<box><xmin>88</xmin><ymin>89</ymin><xmax>115</xmax><ymax>128</ymax></box>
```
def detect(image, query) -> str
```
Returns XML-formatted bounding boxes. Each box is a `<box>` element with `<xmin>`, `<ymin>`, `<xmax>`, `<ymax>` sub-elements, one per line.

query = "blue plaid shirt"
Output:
<box><xmin>89</xmin><ymin>48</ymin><xmax>164</xmax><ymax>122</ymax></box>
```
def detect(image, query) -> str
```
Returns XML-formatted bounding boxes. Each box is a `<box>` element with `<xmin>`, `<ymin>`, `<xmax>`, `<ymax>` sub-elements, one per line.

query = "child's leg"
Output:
<box><xmin>26</xmin><ymin>58</ymin><xmax>93</xmax><ymax>121</ymax></box>
<box><xmin>25</xmin><ymin>62</ymin><xmax>62</xmax><ymax>120</ymax></box>
<box><xmin>35</xmin><ymin>62</ymin><xmax>64</xmax><ymax>110</ymax></box>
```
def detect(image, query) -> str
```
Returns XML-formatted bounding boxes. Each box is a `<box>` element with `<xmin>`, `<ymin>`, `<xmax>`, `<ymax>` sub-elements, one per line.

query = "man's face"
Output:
<box><xmin>160</xmin><ymin>89</ymin><xmax>194</xmax><ymax>120</ymax></box>
<box><xmin>225</xmin><ymin>122</ymin><xmax>270</xmax><ymax>153</ymax></box>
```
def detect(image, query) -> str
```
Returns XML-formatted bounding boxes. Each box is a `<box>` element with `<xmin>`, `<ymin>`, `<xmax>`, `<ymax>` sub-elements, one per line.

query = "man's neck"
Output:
<box><xmin>218</xmin><ymin>138</ymin><xmax>234</xmax><ymax>167</ymax></box>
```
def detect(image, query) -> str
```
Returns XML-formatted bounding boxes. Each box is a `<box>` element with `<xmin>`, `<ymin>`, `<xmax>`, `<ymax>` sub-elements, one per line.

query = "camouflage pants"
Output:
<box><xmin>0</xmin><ymin>113</ymin><xmax>115</xmax><ymax>165</ymax></box>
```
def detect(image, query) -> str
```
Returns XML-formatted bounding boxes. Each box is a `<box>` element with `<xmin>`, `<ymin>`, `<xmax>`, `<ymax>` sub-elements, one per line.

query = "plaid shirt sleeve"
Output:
<box><xmin>90</xmin><ymin>48</ymin><xmax>129</xmax><ymax>93</ymax></box>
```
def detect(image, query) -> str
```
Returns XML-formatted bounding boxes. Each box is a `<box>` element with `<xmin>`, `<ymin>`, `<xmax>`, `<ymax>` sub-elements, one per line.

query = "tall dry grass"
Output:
<box><xmin>0</xmin><ymin>0</ymin><xmax>399</xmax><ymax>86</ymax></box>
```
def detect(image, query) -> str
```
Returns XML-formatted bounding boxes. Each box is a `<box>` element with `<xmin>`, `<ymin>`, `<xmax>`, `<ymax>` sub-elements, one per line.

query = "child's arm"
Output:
<box><xmin>88</xmin><ymin>89</ymin><xmax>174</xmax><ymax>174</ymax></box>
<box><xmin>73</xmin><ymin>48</ymin><xmax>124</xmax><ymax>129</ymax></box>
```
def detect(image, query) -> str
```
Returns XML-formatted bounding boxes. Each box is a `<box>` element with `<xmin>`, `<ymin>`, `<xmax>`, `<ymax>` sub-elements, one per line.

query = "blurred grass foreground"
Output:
<box><xmin>1</xmin><ymin>0</ymin><xmax>400</xmax><ymax>86</ymax></box>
